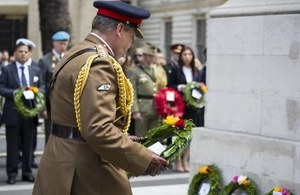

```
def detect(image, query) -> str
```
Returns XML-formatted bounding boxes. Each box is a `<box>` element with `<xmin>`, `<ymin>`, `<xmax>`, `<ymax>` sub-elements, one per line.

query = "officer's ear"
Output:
<box><xmin>116</xmin><ymin>23</ymin><xmax>126</xmax><ymax>38</ymax></box>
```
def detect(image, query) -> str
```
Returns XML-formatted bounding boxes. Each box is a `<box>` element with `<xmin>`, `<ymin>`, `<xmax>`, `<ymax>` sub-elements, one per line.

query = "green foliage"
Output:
<box><xmin>183</xmin><ymin>81</ymin><xmax>206</xmax><ymax>108</ymax></box>
<box><xmin>222</xmin><ymin>178</ymin><xmax>257</xmax><ymax>195</ymax></box>
<box><xmin>14</xmin><ymin>87</ymin><xmax>45</xmax><ymax>118</ymax></box>
<box><xmin>188</xmin><ymin>165</ymin><xmax>222</xmax><ymax>195</ymax></box>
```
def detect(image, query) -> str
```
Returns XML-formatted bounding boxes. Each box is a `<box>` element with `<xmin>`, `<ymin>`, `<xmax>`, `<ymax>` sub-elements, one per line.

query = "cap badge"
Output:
<box><xmin>97</xmin><ymin>83</ymin><xmax>112</xmax><ymax>91</ymax></box>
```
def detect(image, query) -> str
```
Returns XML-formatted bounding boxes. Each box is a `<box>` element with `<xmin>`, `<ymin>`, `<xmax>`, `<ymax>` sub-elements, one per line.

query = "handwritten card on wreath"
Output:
<box><xmin>166</xmin><ymin>91</ymin><xmax>175</xmax><ymax>102</ymax></box>
<box><xmin>23</xmin><ymin>90</ymin><xmax>35</xmax><ymax>100</ymax></box>
<box><xmin>198</xmin><ymin>183</ymin><xmax>210</xmax><ymax>195</ymax></box>
<box><xmin>273</xmin><ymin>192</ymin><xmax>282</xmax><ymax>195</ymax></box>
<box><xmin>192</xmin><ymin>89</ymin><xmax>202</xmax><ymax>100</ymax></box>
<box><xmin>148</xmin><ymin>142</ymin><xmax>166</xmax><ymax>155</ymax></box>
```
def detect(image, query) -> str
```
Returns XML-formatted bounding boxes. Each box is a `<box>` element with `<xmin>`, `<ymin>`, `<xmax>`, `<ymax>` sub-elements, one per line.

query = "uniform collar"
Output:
<box><xmin>89</xmin><ymin>32</ymin><xmax>115</xmax><ymax>56</ymax></box>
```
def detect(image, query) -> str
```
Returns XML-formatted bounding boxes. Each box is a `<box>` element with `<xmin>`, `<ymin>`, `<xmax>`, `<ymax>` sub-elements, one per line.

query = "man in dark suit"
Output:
<box><xmin>0</xmin><ymin>42</ymin><xmax>45</xmax><ymax>184</ymax></box>
<box><xmin>38</xmin><ymin>31</ymin><xmax>70</xmax><ymax>144</ymax></box>
<box><xmin>15</xmin><ymin>38</ymin><xmax>40</xmax><ymax>169</ymax></box>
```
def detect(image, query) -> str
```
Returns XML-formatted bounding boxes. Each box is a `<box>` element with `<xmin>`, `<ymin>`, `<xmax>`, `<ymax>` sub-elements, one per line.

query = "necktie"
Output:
<box><xmin>20</xmin><ymin>66</ymin><xmax>27</xmax><ymax>87</ymax></box>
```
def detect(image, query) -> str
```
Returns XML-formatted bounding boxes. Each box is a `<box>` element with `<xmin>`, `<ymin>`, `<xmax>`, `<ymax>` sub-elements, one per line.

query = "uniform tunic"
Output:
<box><xmin>33</xmin><ymin>34</ymin><xmax>152</xmax><ymax>195</ymax></box>
<box><xmin>128</xmin><ymin>64</ymin><xmax>160</xmax><ymax>136</ymax></box>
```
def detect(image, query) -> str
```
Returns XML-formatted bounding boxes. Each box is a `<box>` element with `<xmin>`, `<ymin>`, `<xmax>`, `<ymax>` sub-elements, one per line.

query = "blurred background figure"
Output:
<box><xmin>194</xmin><ymin>57</ymin><xmax>203</xmax><ymax>70</ymax></box>
<box><xmin>38</xmin><ymin>31</ymin><xmax>70</xmax><ymax>145</ymax></box>
<box><xmin>128</xmin><ymin>42</ymin><xmax>160</xmax><ymax>137</ymax></box>
<box><xmin>0</xmin><ymin>42</ymin><xmax>45</xmax><ymax>184</ymax></box>
<box><xmin>169</xmin><ymin>46</ymin><xmax>203</xmax><ymax>173</ymax></box>
<box><xmin>169</xmin><ymin>44</ymin><xmax>185</xmax><ymax>67</ymax></box>
<box><xmin>119</xmin><ymin>52</ymin><xmax>134</xmax><ymax>76</ymax></box>
<box><xmin>1</xmin><ymin>50</ymin><xmax>10</xmax><ymax>66</ymax></box>
<box><xmin>164</xmin><ymin>44</ymin><xmax>185</xmax><ymax>87</ymax></box>
<box><xmin>118</xmin><ymin>53</ymin><xmax>135</xmax><ymax>135</ymax></box>
<box><xmin>15</xmin><ymin>38</ymin><xmax>40</xmax><ymax>169</ymax></box>
<box><xmin>153</xmin><ymin>47</ymin><xmax>167</xmax><ymax>92</ymax></box>
<box><xmin>133</xmin><ymin>47</ymin><xmax>144</xmax><ymax>66</ymax></box>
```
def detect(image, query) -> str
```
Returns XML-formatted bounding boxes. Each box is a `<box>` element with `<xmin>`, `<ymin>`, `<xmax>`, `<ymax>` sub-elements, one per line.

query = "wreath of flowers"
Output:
<box><xmin>188</xmin><ymin>164</ymin><xmax>222</xmax><ymax>195</ymax></box>
<box><xmin>14</xmin><ymin>86</ymin><xmax>44</xmax><ymax>118</ymax></box>
<box><xmin>154</xmin><ymin>87</ymin><xmax>185</xmax><ymax>118</ymax></box>
<box><xmin>265</xmin><ymin>186</ymin><xmax>294</xmax><ymax>195</ymax></box>
<box><xmin>223</xmin><ymin>175</ymin><xmax>257</xmax><ymax>195</ymax></box>
<box><xmin>143</xmin><ymin>115</ymin><xmax>194</xmax><ymax>163</ymax></box>
<box><xmin>183</xmin><ymin>81</ymin><xmax>207</xmax><ymax>108</ymax></box>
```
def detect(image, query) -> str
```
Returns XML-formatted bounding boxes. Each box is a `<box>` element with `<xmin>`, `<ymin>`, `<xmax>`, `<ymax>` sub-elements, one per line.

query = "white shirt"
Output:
<box><xmin>182</xmin><ymin>66</ymin><xmax>193</xmax><ymax>83</ymax></box>
<box><xmin>16</xmin><ymin>61</ymin><xmax>30</xmax><ymax>86</ymax></box>
<box><xmin>52</xmin><ymin>49</ymin><xmax>64</xmax><ymax>61</ymax></box>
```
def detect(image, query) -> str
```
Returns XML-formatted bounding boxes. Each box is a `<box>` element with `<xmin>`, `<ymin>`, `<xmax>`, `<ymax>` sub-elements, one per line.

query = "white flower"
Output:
<box><xmin>33</xmin><ymin>76</ymin><xmax>39</xmax><ymax>83</ymax></box>
<box><xmin>238</xmin><ymin>175</ymin><xmax>248</xmax><ymax>185</ymax></box>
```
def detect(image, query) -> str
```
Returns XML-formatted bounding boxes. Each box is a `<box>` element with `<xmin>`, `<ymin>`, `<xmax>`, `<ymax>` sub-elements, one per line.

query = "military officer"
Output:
<box><xmin>128</xmin><ymin>42</ymin><xmax>160</xmax><ymax>137</ymax></box>
<box><xmin>153</xmin><ymin>47</ymin><xmax>167</xmax><ymax>92</ymax></box>
<box><xmin>164</xmin><ymin>44</ymin><xmax>185</xmax><ymax>87</ymax></box>
<box><xmin>38</xmin><ymin>31</ymin><xmax>70</xmax><ymax>144</ymax></box>
<box><xmin>33</xmin><ymin>1</ymin><xmax>168</xmax><ymax>195</ymax></box>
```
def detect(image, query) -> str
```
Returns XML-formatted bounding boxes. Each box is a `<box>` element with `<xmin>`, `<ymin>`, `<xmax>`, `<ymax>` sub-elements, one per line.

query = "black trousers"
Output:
<box><xmin>6</xmin><ymin>117</ymin><xmax>35</xmax><ymax>178</ymax></box>
<box><xmin>183</xmin><ymin>106</ymin><xmax>205</xmax><ymax>127</ymax></box>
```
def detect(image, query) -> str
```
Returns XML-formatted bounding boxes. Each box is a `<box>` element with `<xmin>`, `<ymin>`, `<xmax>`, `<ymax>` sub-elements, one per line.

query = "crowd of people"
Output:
<box><xmin>0</xmin><ymin>1</ymin><xmax>207</xmax><ymax>194</ymax></box>
<box><xmin>0</xmin><ymin>31</ymin><xmax>70</xmax><ymax>185</ymax></box>
<box><xmin>124</xmin><ymin>42</ymin><xmax>206</xmax><ymax>173</ymax></box>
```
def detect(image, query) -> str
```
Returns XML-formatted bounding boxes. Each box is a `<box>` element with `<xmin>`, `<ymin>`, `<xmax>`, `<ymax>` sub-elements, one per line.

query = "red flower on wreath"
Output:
<box><xmin>175</xmin><ymin>119</ymin><xmax>185</xmax><ymax>129</ymax></box>
<box><xmin>154</xmin><ymin>87</ymin><xmax>185</xmax><ymax>118</ymax></box>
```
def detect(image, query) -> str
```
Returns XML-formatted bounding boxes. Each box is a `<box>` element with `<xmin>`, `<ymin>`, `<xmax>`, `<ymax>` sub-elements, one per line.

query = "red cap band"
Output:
<box><xmin>97</xmin><ymin>8</ymin><xmax>142</xmax><ymax>27</ymax></box>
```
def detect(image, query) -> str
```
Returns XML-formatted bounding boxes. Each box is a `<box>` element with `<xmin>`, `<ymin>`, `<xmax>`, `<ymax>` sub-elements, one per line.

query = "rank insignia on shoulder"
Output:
<box><xmin>97</xmin><ymin>83</ymin><xmax>112</xmax><ymax>91</ymax></box>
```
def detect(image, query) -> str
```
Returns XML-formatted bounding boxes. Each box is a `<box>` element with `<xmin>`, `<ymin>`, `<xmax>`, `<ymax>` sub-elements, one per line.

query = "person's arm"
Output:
<box><xmin>79</xmin><ymin>58</ymin><xmax>153</xmax><ymax>175</ymax></box>
<box><xmin>0</xmin><ymin>66</ymin><xmax>15</xmax><ymax>99</ymax></box>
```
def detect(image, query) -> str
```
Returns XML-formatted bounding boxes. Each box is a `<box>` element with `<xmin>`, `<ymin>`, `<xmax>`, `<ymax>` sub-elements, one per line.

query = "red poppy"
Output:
<box><xmin>175</xmin><ymin>119</ymin><xmax>185</xmax><ymax>129</ymax></box>
<box><xmin>154</xmin><ymin>87</ymin><xmax>185</xmax><ymax>118</ymax></box>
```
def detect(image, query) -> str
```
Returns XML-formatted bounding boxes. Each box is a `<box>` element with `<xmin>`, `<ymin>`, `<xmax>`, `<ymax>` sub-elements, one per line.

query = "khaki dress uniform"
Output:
<box><xmin>128</xmin><ymin>64</ymin><xmax>160</xmax><ymax>136</ymax></box>
<box><xmin>32</xmin><ymin>34</ymin><xmax>152</xmax><ymax>195</ymax></box>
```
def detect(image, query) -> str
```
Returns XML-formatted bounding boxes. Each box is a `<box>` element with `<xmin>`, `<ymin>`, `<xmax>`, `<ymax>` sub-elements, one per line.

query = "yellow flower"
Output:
<box><xmin>164</xmin><ymin>115</ymin><xmax>180</xmax><ymax>126</ymax></box>
<box><xmin>31</xmin><ymin>87</ymin><xmax>39</xmax><ymax>93</ymax></box>
<box><xmin>274</xmin><ymin>186</ymin><xmax>282</xmax><ymax>192</ymax></box>
<box><xmin>201</xmin><ymin>85</ymin><xmax>207</xmax><ymax>93</ymax></box>
<box><xmin>199</xmin><ymin>166</ymin><xmax>210</xmax><ymax>174</ymax></box>
<box><xmin>242</xmin><ymin>179</ymin><xmax>250</xmax><ymax>186</ymax></box>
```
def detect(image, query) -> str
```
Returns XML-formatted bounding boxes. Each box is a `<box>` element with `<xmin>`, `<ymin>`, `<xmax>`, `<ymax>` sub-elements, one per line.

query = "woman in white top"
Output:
<box><xmin>170</xmin><ymin>46</ymin><xmax>204</xmax><ymax>172</ymax></box>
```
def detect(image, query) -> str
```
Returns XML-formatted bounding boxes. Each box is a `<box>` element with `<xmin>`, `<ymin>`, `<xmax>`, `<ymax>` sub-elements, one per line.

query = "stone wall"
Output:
<box><xmin>190</xmin><ymin>0</ymin><xmax>300</xmax><ymax>193</ymax></box>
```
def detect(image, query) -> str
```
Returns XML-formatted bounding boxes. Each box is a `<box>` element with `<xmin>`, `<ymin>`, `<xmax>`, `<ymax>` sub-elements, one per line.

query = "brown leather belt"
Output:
<box><xmin>51</xmin><ymin>124</ymin><xmax>85</xmax><ymax>142</ymax></box>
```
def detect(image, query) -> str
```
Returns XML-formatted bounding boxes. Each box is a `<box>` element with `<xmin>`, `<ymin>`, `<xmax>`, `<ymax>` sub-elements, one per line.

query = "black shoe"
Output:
<box><xmin>31</xmin><ymin>162</ymin><xmax>38</xmax><ymax>168</ymax></box>
<box><xmin>22</xmin><ymin>174</ymin><xmax>35</xmax><ymax>182</ymax></box>
<box><xmin>7</xmin><ymin>177</ymin><xmax>16</xmax><ymax>184</ymax></box>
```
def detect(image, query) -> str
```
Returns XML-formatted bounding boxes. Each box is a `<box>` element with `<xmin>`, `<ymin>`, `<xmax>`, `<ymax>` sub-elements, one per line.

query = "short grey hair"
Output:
<box><xmin>92</xmin><ymin>15</ymin><xmax>131</xmax><ymax>34</ymax></box>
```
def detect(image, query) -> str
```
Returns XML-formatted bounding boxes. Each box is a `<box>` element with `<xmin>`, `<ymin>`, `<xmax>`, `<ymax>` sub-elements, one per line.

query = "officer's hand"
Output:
<box><xmin>128</xmin><ymin>135</ymin><xmax>147</xmax><ymax>143</ymax></box>
<box><xmin>132</xmin><ymin>112</ymin><xmax>142</xmax><ymax>120</ymax></box>
<box><xmin>144</xmin><ymin>154</ymin><xmax>168</xmax><ymax>176</ymax></box>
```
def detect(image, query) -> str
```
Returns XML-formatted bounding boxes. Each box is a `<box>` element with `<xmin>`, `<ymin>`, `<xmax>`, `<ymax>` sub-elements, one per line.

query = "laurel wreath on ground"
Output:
<box><xmin>14</xmin><ymin>86</ymin><xmax>44</xmax><ymax>118</ymax></box>
<box><xmin>183</xmin><ymin>81</ymin><xmax>207</xmax><ymax>108</ymax></box>
<box><xmin>188</xmin><ymin>164</ymin><xmax>222</xmax><ymax>195</ymax></box>
<box><xmin>222</xmin><ymin>175</ymin><xmax>257</xmax><ymax>195</ymax></box>
<box><xmin>265</xmin><ymin>186</ymin><xmax>294</xmax><ymax>195</ymax></box>
<box><xmin>143</xmin><ymin>115</ymin><xmax>194</xmax><ymax>163</ymax></box>
<box><xmin>154</xmin><ymin>87</ymin><xmax>185</xmax><ymax>118</ymax></box>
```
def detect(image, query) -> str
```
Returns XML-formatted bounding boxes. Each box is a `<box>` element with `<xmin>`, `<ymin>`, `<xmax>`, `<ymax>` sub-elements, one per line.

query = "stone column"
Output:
<box><xmin>190</xmin><ymin>0</ymin><xmax>300</xmax><ymax>193</ymax></box>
